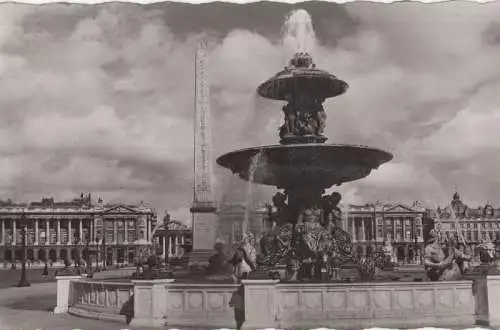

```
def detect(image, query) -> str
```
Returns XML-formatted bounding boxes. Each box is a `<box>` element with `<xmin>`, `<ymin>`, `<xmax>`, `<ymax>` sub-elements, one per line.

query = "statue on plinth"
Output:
<box><xmin>424</xmin><ymin>230</ymin><xmax>471</xmax><ymax>281</ymax></box>
<box><xmin>382</xmin><ymin>240</ymin><xmax>394</xmax><ymax>265</ymax></box>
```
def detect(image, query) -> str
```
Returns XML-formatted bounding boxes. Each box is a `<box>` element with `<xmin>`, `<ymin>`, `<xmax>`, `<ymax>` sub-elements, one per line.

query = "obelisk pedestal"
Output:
<box><xmin>189</xmin><ymin>202</ymin><xmax>218</xmax><ymax>267</ymax></box>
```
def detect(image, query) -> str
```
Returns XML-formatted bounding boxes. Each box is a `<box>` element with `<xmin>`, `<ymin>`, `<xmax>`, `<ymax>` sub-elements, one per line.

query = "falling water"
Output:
<box><xmin>282</xmin><ymin>9</ymin><xmax>318</xmax><ymax>60</ymax></box>
<box><xmin>242</xmin><ymin>151</ymin><xmax>264</xmax><ymax>236</ymax></box>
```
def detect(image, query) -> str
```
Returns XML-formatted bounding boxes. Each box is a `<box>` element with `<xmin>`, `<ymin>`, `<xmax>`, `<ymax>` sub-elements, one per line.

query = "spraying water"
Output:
<box><xmin>282</xmin><ymin>9</ymin><xmax>318</xmax><ymax>61</ymax></box>
<box><xmin>242</xmin><ymin>151</ymin><xmax>264</xmax><ymax>235</ymax></box>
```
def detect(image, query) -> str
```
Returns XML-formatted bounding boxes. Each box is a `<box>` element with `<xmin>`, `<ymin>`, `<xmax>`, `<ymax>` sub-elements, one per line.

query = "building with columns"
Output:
<box><xmin>0</xmin><ymin>193</ymin><xmax>157</xmax><ymax>267</ymax></box>
<box><xmin>345</xmin><ymin>202</ymin><xmax>427</xmax><ymax>264</ymax></box>
<box><xmin>432</xmin><ymin>192</ymin><xmax>500</xmax><ymax>258</ymax></box>
<box><xmin>215</xmin><ymin>202</ymin><xmax>427</xmax><ymax>264</ymax></box>
<box><xmin>154</xmin><ymin>219</ymin><xmax>192</xmax><ymax>260</ymax></box>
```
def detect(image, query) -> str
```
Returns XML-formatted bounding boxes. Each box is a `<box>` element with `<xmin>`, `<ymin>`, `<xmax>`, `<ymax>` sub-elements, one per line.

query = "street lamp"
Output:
<box><xmin>17</xmin><ymin>213</ymin><xmax>30</xmax><ymax>287</ymax></box>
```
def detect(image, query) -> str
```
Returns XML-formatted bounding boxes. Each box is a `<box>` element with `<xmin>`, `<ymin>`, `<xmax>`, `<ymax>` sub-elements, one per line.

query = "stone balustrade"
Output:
<box><xmin>54</xmin><ymin>271</ymin><xmax>500</xmax><ymax>329</ymax></box>
<box><xmin>272</xmin><ymin>281</ymin><xmax>474</xmax><ymax>329</ymax></box>
<box><xmin>63</xmin><ymin>278</ymin><xmax>134</xmax><ymax>322</ymax></box>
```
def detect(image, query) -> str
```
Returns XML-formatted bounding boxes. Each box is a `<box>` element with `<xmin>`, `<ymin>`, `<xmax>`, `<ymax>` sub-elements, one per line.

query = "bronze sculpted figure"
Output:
<box><xmin>424</xmin><ymin>229</ymin><xmax>471</xmax><ymax>281</ymax></box>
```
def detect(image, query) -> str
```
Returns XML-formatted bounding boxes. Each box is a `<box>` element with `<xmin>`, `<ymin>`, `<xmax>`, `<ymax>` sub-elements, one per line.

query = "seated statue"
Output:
<box><xmin>207</xmin><ymin>242</ymin><xmax>232</xmax><ymax>275</ymax></box>
<box><xmin>424</xmin><ymin>230</ymin><xmax>470</xmax><ymax>281</ymax></box>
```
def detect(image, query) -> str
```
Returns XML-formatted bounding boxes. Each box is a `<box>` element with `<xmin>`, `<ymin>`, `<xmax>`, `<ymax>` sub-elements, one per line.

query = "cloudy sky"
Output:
<box><xmin>0</xmin><ymin>1</ymin><xmax>500</xmax><ymax>223</ymax></box>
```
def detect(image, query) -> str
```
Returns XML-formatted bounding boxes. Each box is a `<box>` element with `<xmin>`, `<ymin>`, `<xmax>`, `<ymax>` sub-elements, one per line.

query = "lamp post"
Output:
<box><xmin>17</xmin><ymin>213</ymin><xmax>30</xmax><ymax>287</ymax></box>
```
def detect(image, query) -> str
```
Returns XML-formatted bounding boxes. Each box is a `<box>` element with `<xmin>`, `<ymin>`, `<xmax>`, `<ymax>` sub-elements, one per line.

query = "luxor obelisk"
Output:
<box><xmin>189</xmin><ymin>39</ymin><xmax>218</xmax><ymax>267</ymax></box>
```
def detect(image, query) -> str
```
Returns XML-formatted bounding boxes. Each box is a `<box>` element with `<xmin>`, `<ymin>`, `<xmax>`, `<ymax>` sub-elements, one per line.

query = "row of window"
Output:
<box><xmin>450</xmin><ymin>222</ymin><xmax>500</xmax><ymax>229</ymax></box>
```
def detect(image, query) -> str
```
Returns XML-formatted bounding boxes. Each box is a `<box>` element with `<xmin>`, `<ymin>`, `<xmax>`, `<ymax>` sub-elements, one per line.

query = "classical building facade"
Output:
<box><xmin>154</xmin><ymin>214</ymin><xmax>192</xmax><ymax>260</ymax></box>
<box><xmin>346</xmin><ymin>202</ymin><xmax>426</xmax><ymax>264</ymax></box>
<box><xmin>433</xmin><ymin>192</ymin><xmax>500</xmax><ymax>257</ymax></box>
<box><xmin>0</xmin><ymin>194</ymin><xmax>157</xmax><ymax>267</ymax></box>
<box><xmin>217</xmin><ymin>204</ymin><xmax>267</xmax><ymax>245</ymax></box>
<box><xmin>215</xmin><ymin>201</ymin><xmax>426</xmax><ymax>264</ymax></box>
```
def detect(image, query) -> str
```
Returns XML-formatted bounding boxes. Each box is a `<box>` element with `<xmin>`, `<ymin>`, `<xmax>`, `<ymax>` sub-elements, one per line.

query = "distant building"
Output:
<box><xmin>217</xmin><ymin>204</ymin><xmax>267</xmax><ymax>245</ymax></box>
<box><xmin>432</xmin><ymin>192</ymin><xmax>500</xmax><ymax>257</ymax></box>
<box><xmin>153</xmin><ymin>212</ymin><xmax>192</xmax><ymax>260</ymax></box>
<box><xmin>346</xmin><ymin>202</ymin><xmax>427</xmax><ymax>264</ymax></box>
<box><xmin>0</xmin><ymin>193</ymin><xmax>157</xmax><ymax>267</ymax></box>
<box><xmin>216</xmin><ymin>201</ymin><xmax>427</xmax><ymax>264</ymax></box>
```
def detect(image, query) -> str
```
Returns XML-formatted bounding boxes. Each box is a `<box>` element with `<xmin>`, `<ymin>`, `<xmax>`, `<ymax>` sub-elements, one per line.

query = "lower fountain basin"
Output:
<box><xmin>216</xmin><ymin>143</ymin><xmax>393</xmax><ymax>189</ymax></box>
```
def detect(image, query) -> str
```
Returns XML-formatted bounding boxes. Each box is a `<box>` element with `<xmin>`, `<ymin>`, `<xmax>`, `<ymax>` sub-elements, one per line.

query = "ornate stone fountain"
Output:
<box><xmin>217</xmin><ymin>52</ymin><xmax>393</xmax><ymax>281</ymax></box>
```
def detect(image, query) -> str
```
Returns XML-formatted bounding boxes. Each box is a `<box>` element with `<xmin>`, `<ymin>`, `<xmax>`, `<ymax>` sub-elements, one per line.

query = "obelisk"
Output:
<box><xmin>189</xmin><ymin>39</ymin><xmax>218</xmax><ymax>267</ymax></box>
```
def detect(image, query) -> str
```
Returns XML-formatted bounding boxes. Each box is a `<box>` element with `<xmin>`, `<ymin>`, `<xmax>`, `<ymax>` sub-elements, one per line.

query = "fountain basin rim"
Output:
<box><xmin>216</xmin><ymin>143</ymin><xmax>393</xmax><ymax>187</ymax></box>
<box><xmin>216</xmin><ymin>143</ymin><xmax>393</xmax><ymax>163</ymax></box>
<box><xmin>257</xmin><ymin>68</ymin><xmax>349</xmax><ymax>100</ymax></box>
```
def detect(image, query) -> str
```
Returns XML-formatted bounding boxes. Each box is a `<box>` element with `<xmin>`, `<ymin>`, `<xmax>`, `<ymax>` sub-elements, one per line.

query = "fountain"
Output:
<box><xmin>217</xmin><ymin>48</ymin><xmax>393</xmax><ymax>281</ymax></box>
<box><xmin>212</xmin><ymin>10</ymin><xmax>392</xmax><ymax>282</ymax></box>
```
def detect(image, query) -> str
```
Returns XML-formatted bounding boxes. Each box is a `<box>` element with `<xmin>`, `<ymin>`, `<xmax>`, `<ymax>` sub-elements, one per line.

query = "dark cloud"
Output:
<box><xmin>0</xmin><ymin>1</ymin><xmax>500</xmax><ymax>222</ymax></box>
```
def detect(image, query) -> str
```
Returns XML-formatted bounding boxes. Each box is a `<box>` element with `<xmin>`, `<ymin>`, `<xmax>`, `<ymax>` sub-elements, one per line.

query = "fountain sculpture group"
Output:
<box><xmin>217</xmin><ymin>52</ymin><xmax>395</xmax><ymax>281</ymax></box>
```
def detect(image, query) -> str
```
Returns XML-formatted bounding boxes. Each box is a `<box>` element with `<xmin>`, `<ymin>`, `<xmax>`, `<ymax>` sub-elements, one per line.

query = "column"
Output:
<box><xmin>12</xmin><ymin>219</ymin><xmax>17</xmax><ymax>245</ymax></box>
<box><xmin>392</xmin><ymin>218</ymin><xmax>396</xmax><ymax>241</ymax></box>
<box><xmin>34</xmin><ymin>219</ymin><xmax>39</xmax><ymax>245</ymax></box>
<box><xmin>146</xmin><ymin>219</ymin><xmax>150</xmax><ymax>241</ymax></box>
<box><xmin>113</xmin><ymin>220</ymin><xmax>117</xmax><ymax>244</ymax></box>
<box><xmin>56</xmin><ymin>220</ymin><xmax>61</xmax><ymax>244</ymax></box>
<box><xmin>168</xmin><ymin>236</ymin><xmax>172</xmax><ymax>257</ymax></box>
<box><xmin>79</xmin><ymin>219</ymin><xmax>83</xmax><ymax>243</ymax></box>
<box><xmin>92</xmin><ymin>218</ymin><xmax>96</xmax><ymax>243</ymax></box>
<box><xmin>124</xmin><ymin>220</ymin><xmax>128</xmax><ymax>244</ymax></box>
<box><xmin>402</xmin><ymin>218</ymin><xmax>406</xmax><ymax>242</ymax></box>
<box><xmin>90</xmin><ymin>220</ymin><xmax>94</xmax><ymax>243</ymax></box>
<box><xmin>351</xmin><ymin>218</ymin><xmax>357</xmax><ymax>243</ymax></box>
<box><xmin>67</xmin><ymin>220</ymin><xmax>72</xmax><ymax>245</ymax></box>
<box><xmin>360</xmin><ymin>219</ymin><xmax>366</xmax><ymax>241</ymax></box>
<box><xmin>174</xmin><ymin>236</ymin><xmax>178</xmax><ymax>256</ymax></box>
<box><xmin>162</xmin><ymin>236</ymin><xmax>166</xmax><ymax>257</ymax></box>
<box><xmin>181</xmin><ymin>235</ymin><xmax>185</xmax><ymax>245</ymax></box>
<box><xmin>373</xmin><ymin>217</ymin><xmax>378</xmax><ymax>241</ymax></box>
<box><xmin>1</xmin><ymin>220</ymin><xmax>4</xmax><ymax>244</ymax></box>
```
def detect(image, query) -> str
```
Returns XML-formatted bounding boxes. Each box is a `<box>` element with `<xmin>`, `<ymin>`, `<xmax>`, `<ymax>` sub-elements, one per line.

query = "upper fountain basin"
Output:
<box><xmin>257</xmin><ymin>66</ymin><xmax>349</xmax><ymax>101</ymax></box>
<box><xmin>216</xmin><ymin>143</ymin><xmax>393</xmax><ymax>189</ymax></box>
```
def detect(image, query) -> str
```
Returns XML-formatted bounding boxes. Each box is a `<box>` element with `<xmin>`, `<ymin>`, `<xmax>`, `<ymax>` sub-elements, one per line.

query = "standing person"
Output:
<box><xmin>229</xmin><ymin>284</ymin><xmax>245</xmax><ymax>330</ymax></box>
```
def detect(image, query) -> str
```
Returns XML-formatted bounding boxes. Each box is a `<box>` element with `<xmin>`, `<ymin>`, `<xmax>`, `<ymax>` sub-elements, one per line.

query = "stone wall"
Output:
<box><xmin>273</xmin><ymin>281</ymin><xmax>474</xmax><ymax>329</ymax></box>
<box><xmin>59</xmin><ymin>276</ymin><xmax>481</xmax><ymax>329</ymax></box>
<box><xmin>166</xmin><ymin>283</ymin><xmax>238</xmax><ymax>328</ymax></box>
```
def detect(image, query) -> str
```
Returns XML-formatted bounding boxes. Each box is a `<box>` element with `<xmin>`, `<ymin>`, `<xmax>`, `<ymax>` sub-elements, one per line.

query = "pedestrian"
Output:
<box><xmin>229</xmin><ymin>284</ymin><xmax>245</xmax><ymax>330</ymax></box>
